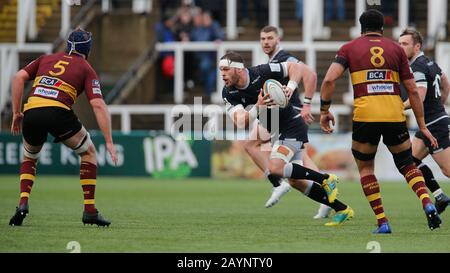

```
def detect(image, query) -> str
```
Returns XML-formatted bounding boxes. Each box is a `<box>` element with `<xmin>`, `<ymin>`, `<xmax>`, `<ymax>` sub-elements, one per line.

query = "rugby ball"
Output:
<box><xmin>263</xmin><ymin>79</ymin><xmax>288</xmax><ymax>108</ymax></box>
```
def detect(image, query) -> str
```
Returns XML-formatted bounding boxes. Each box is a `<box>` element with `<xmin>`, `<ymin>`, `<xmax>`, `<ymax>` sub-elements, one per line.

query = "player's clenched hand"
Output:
<box><xmin>107</xmin><ymin>142</ymin><xmax>118</xmax><ymax>166</ymax></box>
<box><xmin>320</xmin><ymin>111</ymin><xmax>335</xmax><ymax>134</ymax></box>
<box><xmin>282</xmin><ymin>86</ymin><xmax>293</xmax><ymax>100</ymax></box>
<box><xmin>420</xmin><ymin>127</ymin><xmax>438</xmax><ymax>149</ymax></box>
<box><xmin>11</xmin><ymin>112</ymin><xmax>24</xmax><ymax>135</ymax></box>
<box><xmin>257</xmin><ymin>89</ymin><xmax>275</xmax><ymax>106</ymax></box>
<box><xmin>301</xmin><ymin>104</ymin><xmax>314</xmax><ymax>125</ymax></box>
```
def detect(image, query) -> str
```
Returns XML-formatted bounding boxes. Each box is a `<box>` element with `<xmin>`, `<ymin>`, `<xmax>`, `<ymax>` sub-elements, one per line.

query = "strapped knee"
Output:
<box><xmin>271</xmin><ymin>144</ymin><xmax>294</xmax><ymax>163</ymax></box>
<box><xmin>23</xmin><ymin>146</ymin><xmax>40</xmax><ymax>159</ymax></box>
<box><xmin>393</xmin><ymin>148</ymin><xmax>414</xmax><ymax>172</ymax></box>
<box><xmin>351</xmin><ymin>149</ymin><xmax>375</xmax><ymax>161</ymax></box>
<box><xmin>74</xmin><ymin>132</ymin><xmax>92</xmax><ymax>155</ymax></box>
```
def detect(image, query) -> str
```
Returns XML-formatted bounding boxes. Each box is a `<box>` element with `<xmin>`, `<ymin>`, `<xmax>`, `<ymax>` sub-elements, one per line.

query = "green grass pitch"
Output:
<box><xmin>0</xmin><ymin>175</ymin><xmax>449</xmax><ymax>253</ymax></box>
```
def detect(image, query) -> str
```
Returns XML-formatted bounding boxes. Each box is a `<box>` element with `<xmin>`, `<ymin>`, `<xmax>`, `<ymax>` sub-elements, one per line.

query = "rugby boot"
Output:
<box><xmin>373</xmin><ymin>222</ymin><xmax>392</xmax><ymax>234</ymax></box>
<box><xmin>9</xmin><ymin>203</ymin><xmax>29</xmax><ymax>226</ymax></box>
<box><xmin>313</xmin><ymin>204</ymin><xmax>333</xmax><ymax>219</ymax></box>
<box><xmin>322</xmin><ymin>174</ymin><xmax>339</xmax><ymax>203</ymax></box>
<box><xmin>435</xmin><ymin>193</ymin><xmax>450</xmax><ymax>214</ymax></box>
<box><xmin>325</xmin><ymin>206</ymin><xmax>354</xmax><ymax>226</ymax></box>
<box><xmin>82</xmin><ymin>209</ymin><xmax>111</xmax><ymax>227</ymax></box>
<box><xmin>424</xmin><ymin>203</ymin><xmax>441</xmax><ymax>230</ymax></box>
<box><xmin>265</xmin><ymin>180</ymin><xmax>291</xmax><ymax>208</ymax></box>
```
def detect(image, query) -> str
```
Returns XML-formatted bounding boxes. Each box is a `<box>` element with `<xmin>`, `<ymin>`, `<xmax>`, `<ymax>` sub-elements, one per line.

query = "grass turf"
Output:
<box><xmin>0</xmin><ymin>175</ymin><xmax>449</xmax><ymax>253</ymax></box>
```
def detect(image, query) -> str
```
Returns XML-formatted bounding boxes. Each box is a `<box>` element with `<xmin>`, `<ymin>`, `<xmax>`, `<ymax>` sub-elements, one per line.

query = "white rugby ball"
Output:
<box><xmin>263</xmin><ymin>79</ymin><xmax>288</xmax><ymax>108</ymax></box>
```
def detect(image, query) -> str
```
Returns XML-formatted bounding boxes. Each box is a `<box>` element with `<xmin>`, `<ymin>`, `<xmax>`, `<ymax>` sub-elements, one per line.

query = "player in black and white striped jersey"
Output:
<box><xmin>399</xmin><ymin>28</ymin><xmax>450</xmax><ymax>214</ymax></box>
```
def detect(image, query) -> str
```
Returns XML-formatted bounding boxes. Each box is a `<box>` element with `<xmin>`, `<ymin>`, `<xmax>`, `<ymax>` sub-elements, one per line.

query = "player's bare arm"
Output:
<box><xmin>319</xmin><ymin>62</ymin><xmax>346</xmax><ymax>133</ymax></box>
<box><xmin>440</xmin><ymin>73</ymin><xmax>450</xmax><ymax>103</ymax></box>
<box><xmin>403</xmin><ymin>86</ymin><xmax>427</xmax><ymax>109</ymax></box>
<box><xmin>90</xmin><ymin>98</ymin><xmax>118</xmax><ymax>164</ymax></box>
<box><xmin>403</xmin><ymin>78</ymin><xmax>438</xmax><ymax>148</ymax></box>
<box><xmin>282</xmin><ymin>62</ymin><xmax>304</xmax><ymax>99</ymax></box>
<box><xmin>10</xmin><ymin>69</ymin><xmax>30</xmax><ymax>135</ymax></box>
<box><xmin>297</xmin><ymin>63</ymin><xmax>317</xmax><ymax>124</ymax></box>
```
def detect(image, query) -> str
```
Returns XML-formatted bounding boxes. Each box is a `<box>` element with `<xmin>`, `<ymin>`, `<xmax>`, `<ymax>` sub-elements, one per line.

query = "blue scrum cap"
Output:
<box><xmin>67</xmin><ymin>28</ymin><xmax>92</xmax><ymax>58</ymax></box>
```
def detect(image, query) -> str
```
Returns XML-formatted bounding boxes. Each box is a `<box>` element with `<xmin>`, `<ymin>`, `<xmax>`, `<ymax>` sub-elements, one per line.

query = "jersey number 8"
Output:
<box><xmin>370</xmin><ymin>46</ymin><xmax>385</xmax><ymax>68</ymax></box>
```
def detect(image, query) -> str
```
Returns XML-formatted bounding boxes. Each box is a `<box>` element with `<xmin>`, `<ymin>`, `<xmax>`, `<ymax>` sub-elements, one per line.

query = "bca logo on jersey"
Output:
<box><xmin>366</xmin><ymin>70</ymin><xmax>392</xmax><ymax>81</ymax></box>
<box><xmin>39</xmin><ymin>76</ymin><xmax>62</xmax><ymax>87</ymax></box>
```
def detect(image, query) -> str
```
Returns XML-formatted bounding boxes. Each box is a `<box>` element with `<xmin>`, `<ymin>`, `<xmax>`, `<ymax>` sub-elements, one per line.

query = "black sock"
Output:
<box><xmin>414</xmin><ymin>157</ymin><xmax>441</xmax><ymax>193</ymax></box>
<box><xmin>267</xmin><ymin>173</ymin><xmax>281</xmax><ymax>187</ymax></box>
<box><xmin>307</xmin><ymin>182</ymin><xmax>347</xmax><ymax>212</ymax></box>
<box><xmin>287</xmin><ymin>163</ymin><xmax>328</xmax><ymax>184</ymax></box>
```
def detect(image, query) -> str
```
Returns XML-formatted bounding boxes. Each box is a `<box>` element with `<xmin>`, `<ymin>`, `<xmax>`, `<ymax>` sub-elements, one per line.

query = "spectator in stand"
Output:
<box><xmin>160</xmin><ymin>0</ymin><xmax>178</xmax><ymax>19</ymax></box>
<box><xmin>190</xmin><ymin>10</ymin><xmax>224</xmax><ymax>96</ymax></box>
<box><xmin>226</xmin><ymin>0</ymin><xmax>268</xmax><ymax>28</ymax></box>
<box><xmin>155</xmin><ymin>15</ymin><xmax>176</xmax><ymax>87</ymax></box>
<box><xmin>325</xmin><ymin>0</ymin><xmax>346</xmax><ymax>22</ymax></box>
<box><xmin>196</xmin><ymin>0</ymin><xmax>224</xmax><ymax>25</ymax></box>
<box><xmin>174</xmin><ymin>4</ymin><xmax>196</xmax><ymax>89</ymax></box>
<box><xmin>381</xmin><ymin>0</ymin><xmax>395</xmax><ymax>26</ymax></box>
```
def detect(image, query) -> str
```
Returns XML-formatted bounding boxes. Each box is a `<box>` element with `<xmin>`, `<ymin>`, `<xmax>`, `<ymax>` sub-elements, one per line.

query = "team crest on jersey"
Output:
<box><xmin>92</xmin><ymin>79</ymin><xmax>100</xmax><ymax>87</ymax></box>
<box><xmin>39</xmin><ymin>76</ymin><xmax>62</xmax><ymax>87</ymax></box>
<box><xmin>366</xmin><ymin>70</ymin><xmax>392</xmax><ymax>81</ymax></box>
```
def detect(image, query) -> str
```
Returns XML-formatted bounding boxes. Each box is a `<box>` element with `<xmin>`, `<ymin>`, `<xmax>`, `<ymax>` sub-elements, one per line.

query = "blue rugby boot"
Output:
<box><xmin>373</xmin><ymin>222</ymin><xmax>392</xmax><ymax>234</ymax></box>
<box><xmin>424</xmin><ymin>203</ymin><xmax>441</xmax><ymax>230</ymax></box>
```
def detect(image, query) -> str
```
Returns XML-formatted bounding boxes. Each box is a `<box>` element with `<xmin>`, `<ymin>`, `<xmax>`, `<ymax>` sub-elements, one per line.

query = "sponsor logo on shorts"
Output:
<box><xmin>367</xmin><ymin>83</ymin><xmax>394</xmax><ymax>93</ymax></box>
<box><xmin>366</xmin><ymin>70</ymin><xmax>392</xmax><ymax>81</ymax></box>
<box><xmin>34</xmin><ymin>87</ymin><xmax>59</xmax><ymax>98</ymax></box>
<box><xmin>39</xmin><ymin>76</ymin><xmax>62</xmax><ymax>87</ymax></box>
<box><xmin>92</xmin><ymin>87</ymin><xmax>102</xmax><ymax>95</ymax></box>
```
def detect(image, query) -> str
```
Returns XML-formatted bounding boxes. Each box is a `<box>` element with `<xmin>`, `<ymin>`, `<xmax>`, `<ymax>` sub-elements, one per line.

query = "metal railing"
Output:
<box><xmin>106</xmin><ymin>39</ymin><xmax>158</xmax><ymax>104</ymax></box>
<box><xmin>106</xmin><ymin>102</ymin><xmax>450</xmax><ymax>135</ymax></box>
<box><xmin>0</xmin><ymin>43</ymin><xmax>53</xmax><ymax>129</ymax></box>
<box><xmin>155</xmin><ymin>41</ymin><xmax>346</xmax><ymax>105</ymax></box>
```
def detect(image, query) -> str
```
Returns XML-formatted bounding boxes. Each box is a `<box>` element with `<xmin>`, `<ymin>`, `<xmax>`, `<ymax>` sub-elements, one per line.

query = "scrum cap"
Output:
<box><xmin>67</xmin><ymin>28</ymin><xmax>92</xmax><ymax>58</ymax></box>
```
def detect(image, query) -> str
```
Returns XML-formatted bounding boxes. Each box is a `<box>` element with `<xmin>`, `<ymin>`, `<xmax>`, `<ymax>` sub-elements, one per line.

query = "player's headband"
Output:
<box><xmin>219</xmin><ymin>59</ymin><xmax>244</xmax><ymax>69</ymax></box>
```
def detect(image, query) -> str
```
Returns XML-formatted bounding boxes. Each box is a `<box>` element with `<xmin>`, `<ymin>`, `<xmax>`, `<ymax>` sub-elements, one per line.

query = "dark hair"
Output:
<box><xmin>220</xmin><ymin>51</ymin><xmax>245</xmax><ymax>64</ymax></box>
<box><xmin>400</xmin><ymin>28</ymin><xmax>424</xmax><ymax>48</ymax></box>
<box><xmin>260</xmin><ymin>25</ymin><xmax>279</xmax><ymax>35</ymax></box>
<box><xmin>359</xmin><ymin>9</ymin><xmax>384</xmax><ymax>33</ymax></box>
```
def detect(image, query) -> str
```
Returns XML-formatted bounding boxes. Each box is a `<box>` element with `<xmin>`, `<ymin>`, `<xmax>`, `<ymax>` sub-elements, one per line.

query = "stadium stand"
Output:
<box><xmin>0</xmin><ymin>0</ymin><xmax>449</xmax><ymax>134</ymax></box>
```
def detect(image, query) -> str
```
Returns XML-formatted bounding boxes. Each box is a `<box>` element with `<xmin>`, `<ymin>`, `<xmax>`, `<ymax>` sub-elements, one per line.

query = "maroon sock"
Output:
<box><xmin>80</xmin><ymin>161</ymin><xmax>97</xmax><ymax>213</ymax></box>
<box><xmin>19</xmin><ymin>160</ymin><xmax>36</xmax><ymax>206</ymax></box>
<box><xmin>361</xmin><ymin>175</ymin><xmax>388</xmax><ymax>226</ymax></box>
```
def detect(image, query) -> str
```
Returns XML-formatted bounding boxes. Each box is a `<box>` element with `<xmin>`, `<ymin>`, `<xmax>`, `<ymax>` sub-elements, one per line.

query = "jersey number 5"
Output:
<box><xmin>49</xmin><ymin>60</ymin><xmax>69</xmax><ymax>76</ymax></box>
<box><xmin>370</xmin><ymin>46</ymin><xmax>385</xmax><ymax>68</ymax></box>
